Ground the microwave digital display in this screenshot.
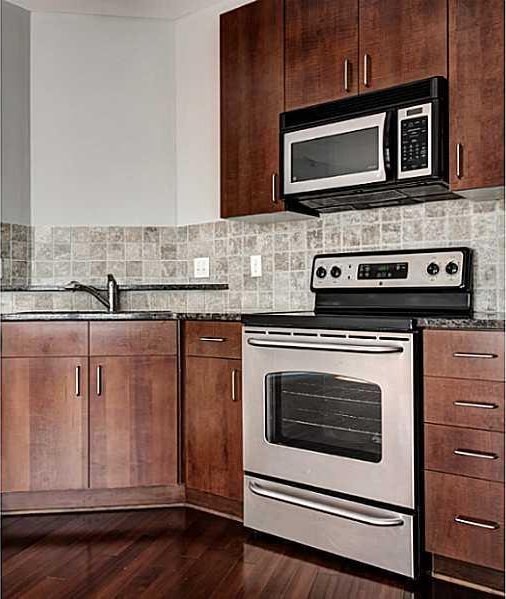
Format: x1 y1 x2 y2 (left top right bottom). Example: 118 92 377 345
358 262 409 280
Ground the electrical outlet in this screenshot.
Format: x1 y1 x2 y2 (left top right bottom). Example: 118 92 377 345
251 255 262 278
194 257 210 279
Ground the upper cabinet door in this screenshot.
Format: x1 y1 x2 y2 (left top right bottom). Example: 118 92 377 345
285 0 359 110
220 0 284 218
449 0 505 191
359 0 447 92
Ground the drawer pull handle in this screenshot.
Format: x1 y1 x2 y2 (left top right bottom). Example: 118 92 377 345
199 337 226 343
453 352 498 359
453 448 499 460
454 401 499 410
454 515 499 530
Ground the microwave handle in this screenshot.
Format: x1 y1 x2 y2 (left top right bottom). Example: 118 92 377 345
383 111 394 178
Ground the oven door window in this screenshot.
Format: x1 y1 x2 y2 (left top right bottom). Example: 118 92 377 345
265 372 382 463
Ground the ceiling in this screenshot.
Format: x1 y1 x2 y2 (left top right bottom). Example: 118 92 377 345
7 0 236 20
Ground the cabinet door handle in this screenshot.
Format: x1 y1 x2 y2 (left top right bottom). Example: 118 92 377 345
456 143 463 179
231 368 239 402
453 351 498 359
454 515 499 530
453 448 499 460
75 365 81 397
363 54 370 87
199 336 226 343
344 58 351 92
96 365 103 396
454 400 499 410
271 172 278 204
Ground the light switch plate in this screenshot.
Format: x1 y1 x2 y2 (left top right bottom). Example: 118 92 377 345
251 255 262 278
194 257 210 278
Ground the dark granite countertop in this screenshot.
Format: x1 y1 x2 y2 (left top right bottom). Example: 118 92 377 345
417 314 505 330
0 310 503 329
0 311 243 322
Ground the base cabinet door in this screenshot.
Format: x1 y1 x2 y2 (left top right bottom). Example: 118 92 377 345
1 357 88 492
185 356 242 501
90 356 178 489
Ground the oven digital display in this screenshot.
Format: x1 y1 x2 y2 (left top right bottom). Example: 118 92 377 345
357 262 408 280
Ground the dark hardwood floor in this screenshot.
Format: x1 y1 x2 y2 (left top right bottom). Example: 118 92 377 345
1 507 497 598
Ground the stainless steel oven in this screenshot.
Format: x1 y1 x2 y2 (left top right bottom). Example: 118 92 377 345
243 328 414 508
242 248 473 579
243 326 415 577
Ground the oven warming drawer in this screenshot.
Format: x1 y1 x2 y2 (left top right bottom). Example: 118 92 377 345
244 475 415 578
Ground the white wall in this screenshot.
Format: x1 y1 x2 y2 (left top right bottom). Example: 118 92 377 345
31 12 176 226
1 1 31 225
174 0 253 226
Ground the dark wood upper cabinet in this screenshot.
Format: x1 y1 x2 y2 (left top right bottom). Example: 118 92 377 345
449 0 505 191
358 0 447 92
220 0 284 218
185 356 243 501
90 355 178 489
285 0 359 110
1 357 89 492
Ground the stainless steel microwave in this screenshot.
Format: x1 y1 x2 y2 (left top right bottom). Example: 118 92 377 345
280 77 456 214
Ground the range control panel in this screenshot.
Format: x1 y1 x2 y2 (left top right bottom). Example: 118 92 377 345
311 249 468 290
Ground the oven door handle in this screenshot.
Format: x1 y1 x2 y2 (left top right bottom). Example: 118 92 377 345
248 482 405 527
247 338 403 354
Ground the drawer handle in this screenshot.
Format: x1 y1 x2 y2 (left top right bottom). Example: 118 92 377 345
453 448 499 460
199 337 226 343
454 401 499 410
454 515 499 530
453 352 498 359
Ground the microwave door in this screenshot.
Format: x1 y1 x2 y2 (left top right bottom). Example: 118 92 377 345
283 113 388 196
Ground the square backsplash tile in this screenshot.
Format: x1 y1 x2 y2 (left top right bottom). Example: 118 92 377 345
1 192 504 314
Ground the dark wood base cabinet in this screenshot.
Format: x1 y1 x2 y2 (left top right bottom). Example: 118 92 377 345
184 321 243 517
1 321 179 512
424 329 506 593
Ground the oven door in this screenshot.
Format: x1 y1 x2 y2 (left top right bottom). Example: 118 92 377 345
243 328 415 509
283 112 389 196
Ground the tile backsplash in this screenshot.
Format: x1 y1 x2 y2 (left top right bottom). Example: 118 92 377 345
1 194 504 314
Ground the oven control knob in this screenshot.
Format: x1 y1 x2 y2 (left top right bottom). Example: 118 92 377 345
426 262 440 276
330 266 342 278
316 266 327 279
446 261 459 275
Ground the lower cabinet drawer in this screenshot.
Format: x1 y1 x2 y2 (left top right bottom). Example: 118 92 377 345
425 424 505 482
424 376 505 432
244 475 415 578
425 471 505 571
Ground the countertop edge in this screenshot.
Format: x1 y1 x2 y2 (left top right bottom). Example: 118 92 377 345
0 312 503 329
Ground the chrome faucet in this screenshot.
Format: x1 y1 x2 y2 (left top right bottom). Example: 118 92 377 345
65 274 120 312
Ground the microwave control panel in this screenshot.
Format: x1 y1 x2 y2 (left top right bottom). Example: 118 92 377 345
311 249 467 290
398 103 432 180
